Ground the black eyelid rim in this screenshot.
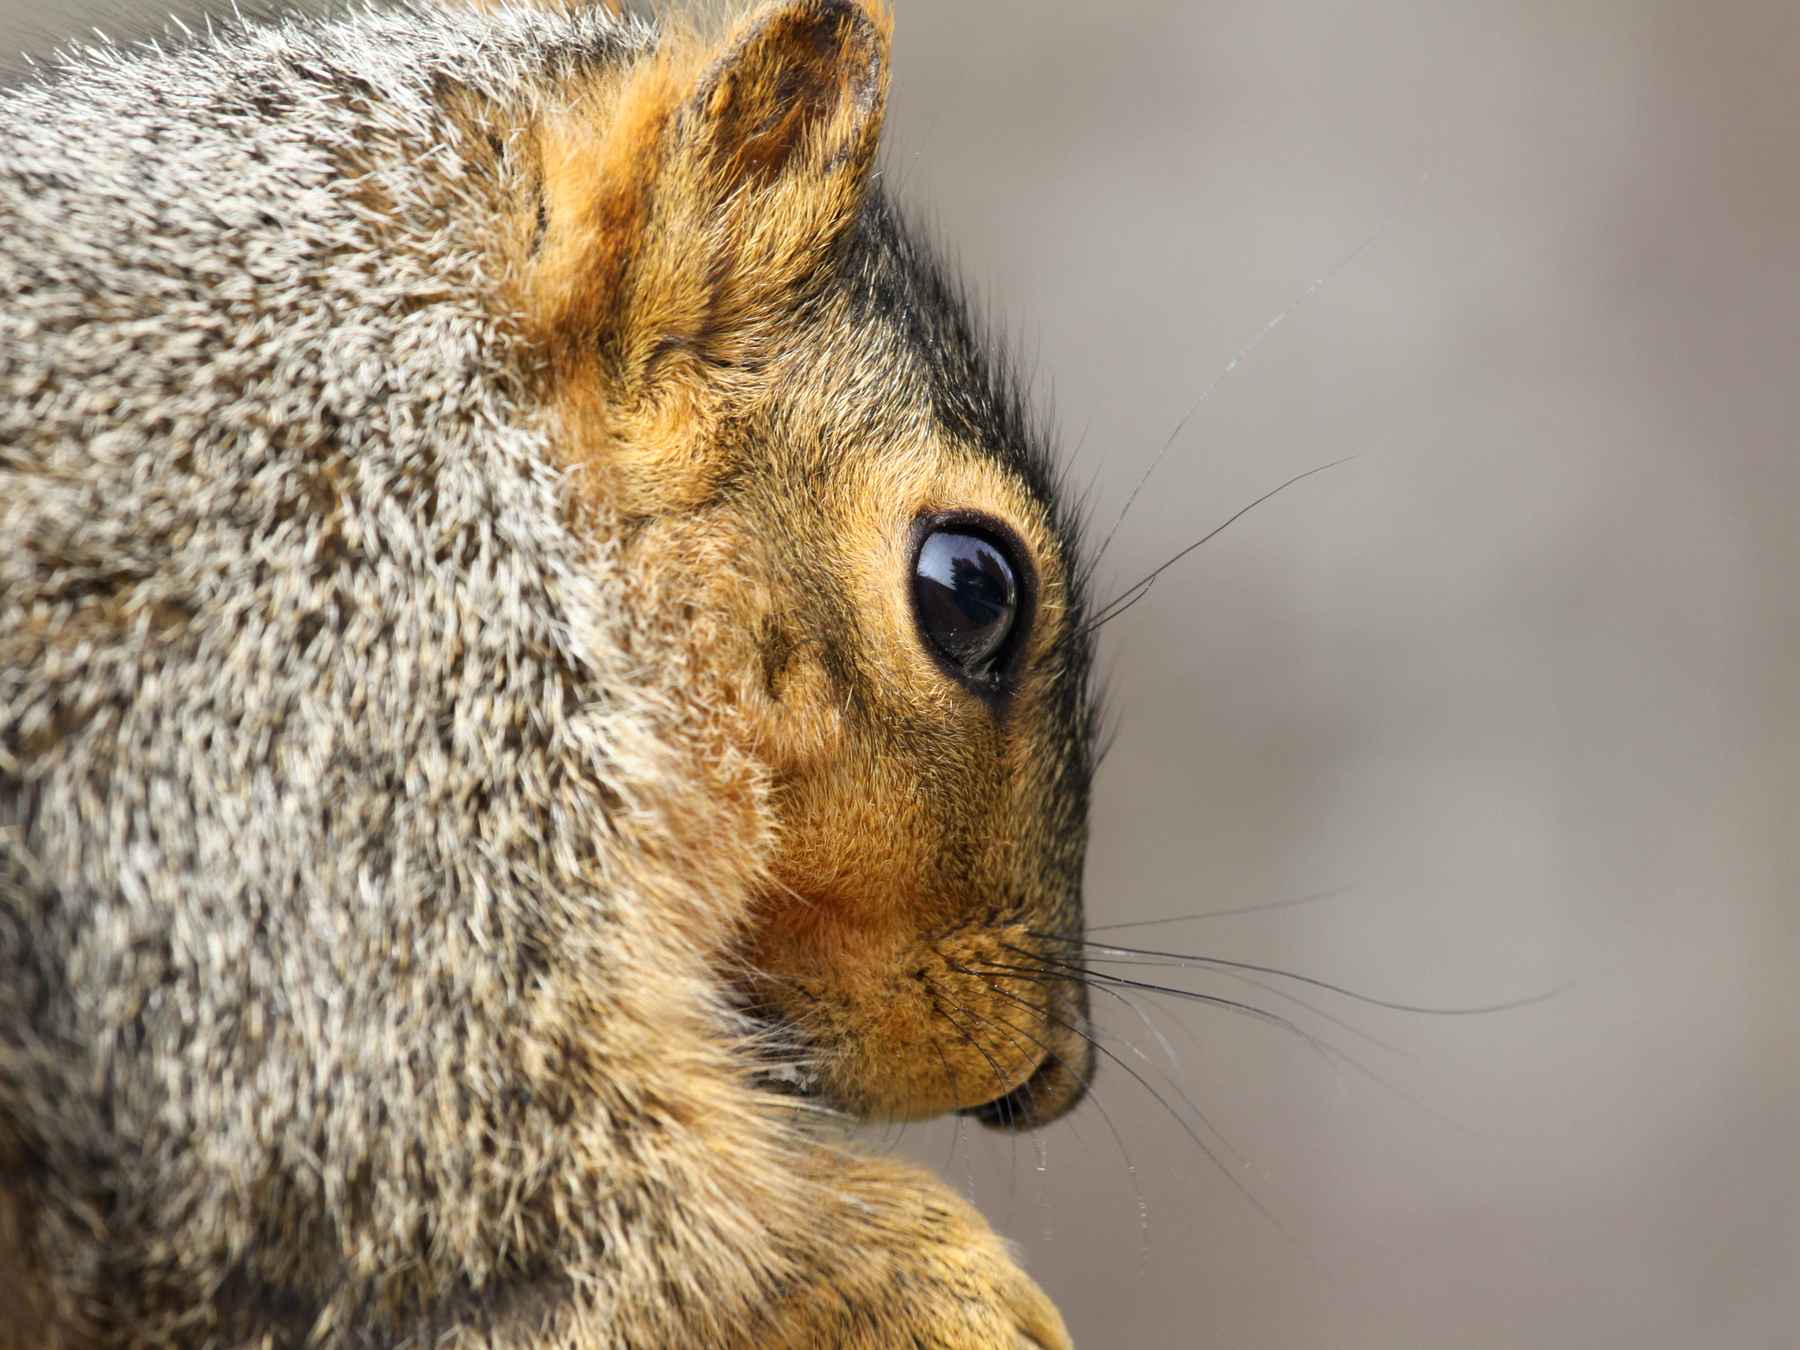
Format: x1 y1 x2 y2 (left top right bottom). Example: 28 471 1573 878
906 508 1038 707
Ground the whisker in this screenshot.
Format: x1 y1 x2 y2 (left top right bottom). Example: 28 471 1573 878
956 962 1283 1237
1077 978 1251 1169
936 977 1152 1255
1033 950 1414 1054
928 987 1033 1194
1082 456 1356 635
982 950 1452 1124
967 958 1240 1161
1085 886 1354 932
984 956 1485 1135
1189 966 1415 1059
927 981 1042 1192
1034 934 1566 1016
1091 226 1383 570
986 951 1338 1066
927 1025 966 1171
928 989 1030 1112
953 1111 973 1198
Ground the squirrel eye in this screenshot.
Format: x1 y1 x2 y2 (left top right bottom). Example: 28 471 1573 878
912 528 1019 682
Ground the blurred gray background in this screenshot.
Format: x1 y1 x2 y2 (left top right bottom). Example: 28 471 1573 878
7 1 1794 1346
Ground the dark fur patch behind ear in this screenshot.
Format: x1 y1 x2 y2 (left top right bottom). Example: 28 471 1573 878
689 0 886 186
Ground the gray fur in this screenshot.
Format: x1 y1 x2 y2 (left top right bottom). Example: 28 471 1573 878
0 5 763 1341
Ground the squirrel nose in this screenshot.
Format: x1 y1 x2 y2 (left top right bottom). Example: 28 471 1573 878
959 1032 1094 1131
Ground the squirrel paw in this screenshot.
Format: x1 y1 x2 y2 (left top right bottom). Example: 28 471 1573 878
758 1158 1073 1348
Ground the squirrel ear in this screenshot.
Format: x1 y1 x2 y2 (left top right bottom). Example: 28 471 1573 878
686 0 888 192
533 0 891 378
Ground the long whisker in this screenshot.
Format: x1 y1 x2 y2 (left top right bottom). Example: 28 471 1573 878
986 951 1337 1065
1187 966 1415 1058
937 981 1155 1254
1085 886 1353 932
1082 456 1355 636
935 980 1153 1248
1042 950 1414 1053
1031 933 1566 1016
983 949 1441 1116
956 963 1283 1236
984 955 1485 1135
928 982 1040 1190
960 970 1247 1154
1091 227 1383 570
928 990 1029 1112
964 960 1242 1161
1074 977 1252 1168
926 1023 967 1172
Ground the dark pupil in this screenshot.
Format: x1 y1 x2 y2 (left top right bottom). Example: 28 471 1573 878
913 529 1018 678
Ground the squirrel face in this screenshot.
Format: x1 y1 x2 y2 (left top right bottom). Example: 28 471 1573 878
727 286 1098 1126
507 0 1099 1125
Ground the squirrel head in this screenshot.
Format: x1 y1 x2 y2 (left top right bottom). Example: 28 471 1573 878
508 0 1098 1127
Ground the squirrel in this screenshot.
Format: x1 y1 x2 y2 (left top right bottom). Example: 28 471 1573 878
0 0 1101 1345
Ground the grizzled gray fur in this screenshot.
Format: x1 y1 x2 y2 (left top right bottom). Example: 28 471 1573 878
0 6 706 1340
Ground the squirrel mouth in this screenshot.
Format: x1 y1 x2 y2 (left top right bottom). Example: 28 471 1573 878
957 1047 1087 1131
